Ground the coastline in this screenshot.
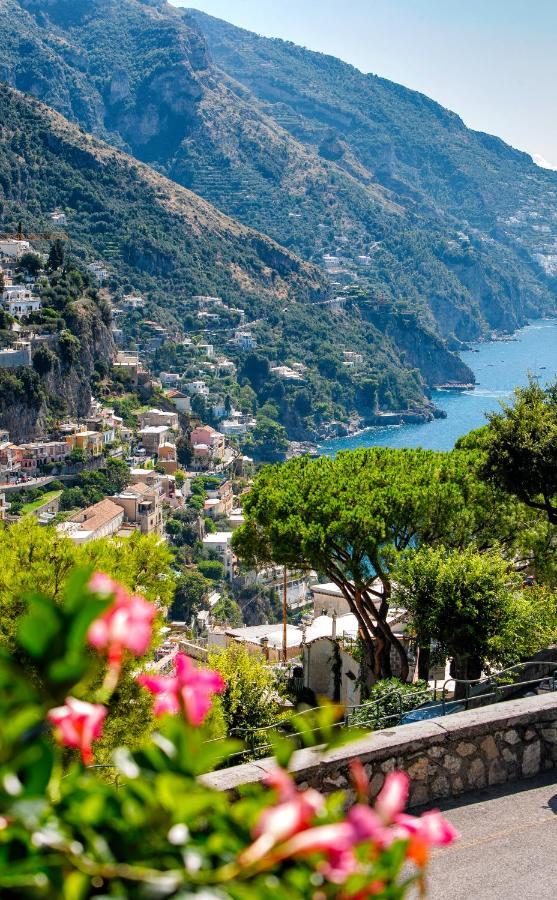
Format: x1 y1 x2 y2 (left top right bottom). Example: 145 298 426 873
313 317 557 456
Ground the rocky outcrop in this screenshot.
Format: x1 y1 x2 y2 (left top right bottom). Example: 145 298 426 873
0 300 112 442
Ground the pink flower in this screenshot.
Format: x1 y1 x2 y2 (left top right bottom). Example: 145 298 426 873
136 653 225 725
241 768 324 866
87 574 156 674
375 771 409 823
47 697 107 766
397 810 459 848
253 769 458 883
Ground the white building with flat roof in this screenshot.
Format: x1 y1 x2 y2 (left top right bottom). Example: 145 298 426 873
0 239 31 260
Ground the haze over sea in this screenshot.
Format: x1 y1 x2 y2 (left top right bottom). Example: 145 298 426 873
319 318 557 455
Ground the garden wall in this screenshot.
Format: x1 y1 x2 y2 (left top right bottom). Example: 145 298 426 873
204 693 557 807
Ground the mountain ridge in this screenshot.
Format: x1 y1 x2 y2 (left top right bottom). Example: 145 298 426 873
2 0 555 433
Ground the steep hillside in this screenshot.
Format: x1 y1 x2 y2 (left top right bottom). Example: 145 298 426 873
0 269 113 441
188 8 557 326
2 0 555 349
0 84 471 431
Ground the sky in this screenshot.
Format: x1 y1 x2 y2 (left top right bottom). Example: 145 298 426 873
173 0 557 168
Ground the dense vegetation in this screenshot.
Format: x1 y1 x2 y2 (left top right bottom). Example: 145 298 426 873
2 0 523 429
4 0 555 348
235 386 557 689
0 83 456 434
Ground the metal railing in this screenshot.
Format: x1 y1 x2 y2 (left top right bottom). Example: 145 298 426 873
344 686 434 731
440 661 557 714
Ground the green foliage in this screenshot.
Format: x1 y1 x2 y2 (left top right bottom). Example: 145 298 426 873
47 238 65 270
17 251 42 276
234 446 520 680
198 559 225 581
0 572 430 897
482 378 557 525
32 344 57 376
348 678 431 729
171 568 210 622
393 546 523 686
208 643 282 742
243 416 289 463
0 518 174 645
212 594 243 627
60 459 130 509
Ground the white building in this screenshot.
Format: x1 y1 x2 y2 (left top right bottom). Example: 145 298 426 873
198 343 214 358
2 286 42 319
184 380 209 397
234 331 256 351
270 365 304 381
202 531 234 579
160 372 182 387
50 210 67 226
57 499 124 545
87 261 109 283
164 390 191 413
122 294 145 309
0 239 31 260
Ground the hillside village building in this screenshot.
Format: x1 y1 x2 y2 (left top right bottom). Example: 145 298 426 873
184 380 209 397
164 389 191 413
190 425 225 469
139 409 179 431
138 424 172 453
0 340 32 368
19 440 70 472
2 285 42 318
202 531 234 578
87 261 109 283
203 480 234 518
0 239 31 260
65 429 104 457
111 482 163 536
58 499 124 544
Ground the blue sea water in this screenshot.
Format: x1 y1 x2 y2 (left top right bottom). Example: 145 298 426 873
318 319 557 455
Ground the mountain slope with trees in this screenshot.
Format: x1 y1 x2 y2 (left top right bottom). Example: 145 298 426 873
2 0 555 348
0 84 471 432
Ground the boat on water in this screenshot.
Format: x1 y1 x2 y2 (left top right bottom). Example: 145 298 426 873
432 382 476 392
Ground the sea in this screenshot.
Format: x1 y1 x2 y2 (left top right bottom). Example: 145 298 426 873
318 318 557 455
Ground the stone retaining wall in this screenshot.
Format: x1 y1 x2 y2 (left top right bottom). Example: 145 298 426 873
204 693 557 807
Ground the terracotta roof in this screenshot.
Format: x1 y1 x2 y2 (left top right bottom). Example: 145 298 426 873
69 498 123 533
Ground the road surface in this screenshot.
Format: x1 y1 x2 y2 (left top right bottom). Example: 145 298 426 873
421 772 557 899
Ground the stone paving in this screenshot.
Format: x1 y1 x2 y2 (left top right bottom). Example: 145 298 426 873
422 772 557 899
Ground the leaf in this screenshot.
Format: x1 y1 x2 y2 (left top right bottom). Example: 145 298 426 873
2 706 44 745
66 597 110 653
269 732 296 768
63 567 94 614
18 595 60 657
63 871 89 900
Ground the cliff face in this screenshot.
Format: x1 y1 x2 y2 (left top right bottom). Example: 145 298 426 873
0 300 113 443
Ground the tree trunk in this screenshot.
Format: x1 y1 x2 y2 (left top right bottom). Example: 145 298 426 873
453 656 483 701
417 644 431 682
380 641 393 678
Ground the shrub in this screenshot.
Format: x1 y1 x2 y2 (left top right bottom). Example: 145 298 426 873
198 558 225 581
0 570 456 896
348 678 432 729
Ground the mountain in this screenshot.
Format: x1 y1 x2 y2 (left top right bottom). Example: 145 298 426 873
3 0 555 344
1 83 470 435
4 0 555 432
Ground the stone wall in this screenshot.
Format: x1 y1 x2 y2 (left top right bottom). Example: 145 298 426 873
204 693 557 807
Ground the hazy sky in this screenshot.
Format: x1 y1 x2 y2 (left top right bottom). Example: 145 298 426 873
173 1 557 168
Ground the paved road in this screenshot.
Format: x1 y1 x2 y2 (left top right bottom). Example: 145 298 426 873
419 773 557 899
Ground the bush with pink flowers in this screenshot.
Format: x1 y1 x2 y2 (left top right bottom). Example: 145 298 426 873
0 570 456 897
